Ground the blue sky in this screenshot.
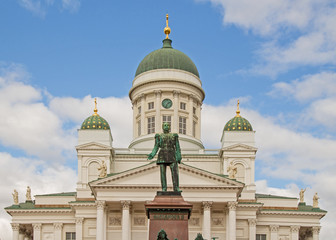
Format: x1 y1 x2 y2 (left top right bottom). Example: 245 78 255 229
1 0 336 239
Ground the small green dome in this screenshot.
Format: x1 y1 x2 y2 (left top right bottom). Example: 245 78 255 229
135 39 199 78
224 116 253 131
81 114 110 130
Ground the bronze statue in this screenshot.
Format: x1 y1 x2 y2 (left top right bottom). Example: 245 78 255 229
148 122 182 192
157 229 169 240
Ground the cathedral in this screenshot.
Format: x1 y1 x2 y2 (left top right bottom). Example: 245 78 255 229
5 16 326 240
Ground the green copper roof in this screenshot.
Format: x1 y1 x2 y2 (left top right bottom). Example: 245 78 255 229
224 116 253 131
81 114 110 130
255 193 297 199
135 39 200 78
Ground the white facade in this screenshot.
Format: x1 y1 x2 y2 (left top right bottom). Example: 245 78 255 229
6 36 326 240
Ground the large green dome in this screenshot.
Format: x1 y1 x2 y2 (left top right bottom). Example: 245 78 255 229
135 39 199 78
81 114 110 130
224 116 253 131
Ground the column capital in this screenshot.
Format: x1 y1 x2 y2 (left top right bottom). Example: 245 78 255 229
270 225 279 232
96 200 106 210
154 90 162 97
202 201 213 210
290 225 300 233
76 218 84 224
173 90 180 97
227 201 238 211
32 223 42 231
312 226 321 234
53 223 63 230
188 94 195 100
11 223 20 231
121 200 131 210
248 218 257 227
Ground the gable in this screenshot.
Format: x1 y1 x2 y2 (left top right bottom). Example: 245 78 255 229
222 143 258 152
90 162 244 189
76 142 112 151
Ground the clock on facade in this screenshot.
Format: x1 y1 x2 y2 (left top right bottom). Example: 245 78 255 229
162 98 173 109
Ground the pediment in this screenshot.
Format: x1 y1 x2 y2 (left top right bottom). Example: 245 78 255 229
90 162 244 190
222 143 258 152
76 142 112 150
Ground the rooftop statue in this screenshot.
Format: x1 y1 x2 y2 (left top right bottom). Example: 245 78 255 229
12 189 19 205
313 192 320 208
299 188 306 203
148 122 182 192
26 186 32 201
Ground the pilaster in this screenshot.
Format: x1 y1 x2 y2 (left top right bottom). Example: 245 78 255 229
248 219 257 240
290 226 300 240
270 225 279 240
76 218 84 240
53 223 63 240
32 223 42 240
155 91 162 132
173 91 180 133
202 201 212 240
11 223 20 240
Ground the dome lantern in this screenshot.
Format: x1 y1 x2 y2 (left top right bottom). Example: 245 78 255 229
81 98 110 130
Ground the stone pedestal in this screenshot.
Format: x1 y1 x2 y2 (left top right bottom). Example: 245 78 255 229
145 192 192 240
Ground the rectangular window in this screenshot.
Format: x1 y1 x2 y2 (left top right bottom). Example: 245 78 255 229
137 120 141 136
179 117 186 134
193 121 196 137
66 232 76 240
180 102 186 110
148 102 154 110
162 115 171 127
256 234 266 240
147 116 155 134
138 106 141 114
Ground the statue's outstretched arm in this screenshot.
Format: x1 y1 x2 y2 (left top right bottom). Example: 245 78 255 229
174 134 182 163
148 134 160 160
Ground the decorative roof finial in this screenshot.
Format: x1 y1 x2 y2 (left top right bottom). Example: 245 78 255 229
93 98 98 116
164 14 171 39
236 100 241 117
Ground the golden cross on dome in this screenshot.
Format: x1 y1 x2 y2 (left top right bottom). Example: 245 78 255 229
164 14 171 39
93 98 98 116
236 100 241 117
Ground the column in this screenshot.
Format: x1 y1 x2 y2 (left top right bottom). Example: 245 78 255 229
155 91 162 132
53 223 63 240
312 226 321 240
270 225 279 240
173 91 180 133
225 209 229 240
32 224 42 240
19 227 25 240
188 94 194 136
202 201 212 240
140 93 145 135
290 226 300 240
228 202 237 240
248 219 257 240
121 200 131 240
96 200 105 240
76 218 84 240
11 223 20 240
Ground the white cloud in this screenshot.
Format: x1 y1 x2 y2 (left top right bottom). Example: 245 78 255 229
17 0 81 16
202 0 336 75
0 152 77 240
18 0 46 17
62 0 80 12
